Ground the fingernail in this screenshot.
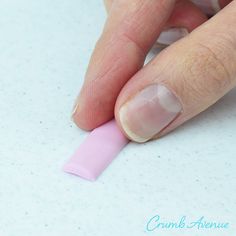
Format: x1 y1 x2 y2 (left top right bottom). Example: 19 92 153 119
191 0 220 15
211 0 221 12
71 96 80 117
119 84 182 143
71 102 79 117
157 28 188 46
72 89 83 117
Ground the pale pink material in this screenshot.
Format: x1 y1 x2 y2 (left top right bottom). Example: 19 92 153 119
63 119 129 181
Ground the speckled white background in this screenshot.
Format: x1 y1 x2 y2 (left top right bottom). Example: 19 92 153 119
0 1 235 236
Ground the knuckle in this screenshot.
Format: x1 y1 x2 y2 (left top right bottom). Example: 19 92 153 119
184 40 234 96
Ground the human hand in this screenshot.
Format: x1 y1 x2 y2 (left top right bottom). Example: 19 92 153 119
72 0 236 143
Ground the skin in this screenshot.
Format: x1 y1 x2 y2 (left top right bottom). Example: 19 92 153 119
72 0 236 142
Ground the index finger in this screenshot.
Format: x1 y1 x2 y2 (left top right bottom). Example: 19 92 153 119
73 0 176 130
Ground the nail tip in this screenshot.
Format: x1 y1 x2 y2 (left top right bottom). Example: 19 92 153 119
71 102 79 116
119 107 150 143
157 27 189 45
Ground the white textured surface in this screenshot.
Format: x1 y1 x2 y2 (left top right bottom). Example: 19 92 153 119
0 1 235 236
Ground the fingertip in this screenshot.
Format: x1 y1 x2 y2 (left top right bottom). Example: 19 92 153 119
72 111 94 131
166 0 208 31
72 88 116 131
72 103 114 131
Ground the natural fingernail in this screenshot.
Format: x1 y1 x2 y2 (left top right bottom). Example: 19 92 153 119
72 103 78 117
191 0 220 15
157 28 188 46
71 97 80 117
119 84 182 143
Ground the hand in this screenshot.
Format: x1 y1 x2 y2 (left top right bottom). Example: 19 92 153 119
72 0 236 143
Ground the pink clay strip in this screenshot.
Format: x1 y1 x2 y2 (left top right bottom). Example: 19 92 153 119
63 119 129 181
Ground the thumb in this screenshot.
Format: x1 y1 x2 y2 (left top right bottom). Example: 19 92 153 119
115 1 236 143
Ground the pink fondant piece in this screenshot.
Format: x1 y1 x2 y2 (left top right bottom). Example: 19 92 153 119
63 119 129 181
